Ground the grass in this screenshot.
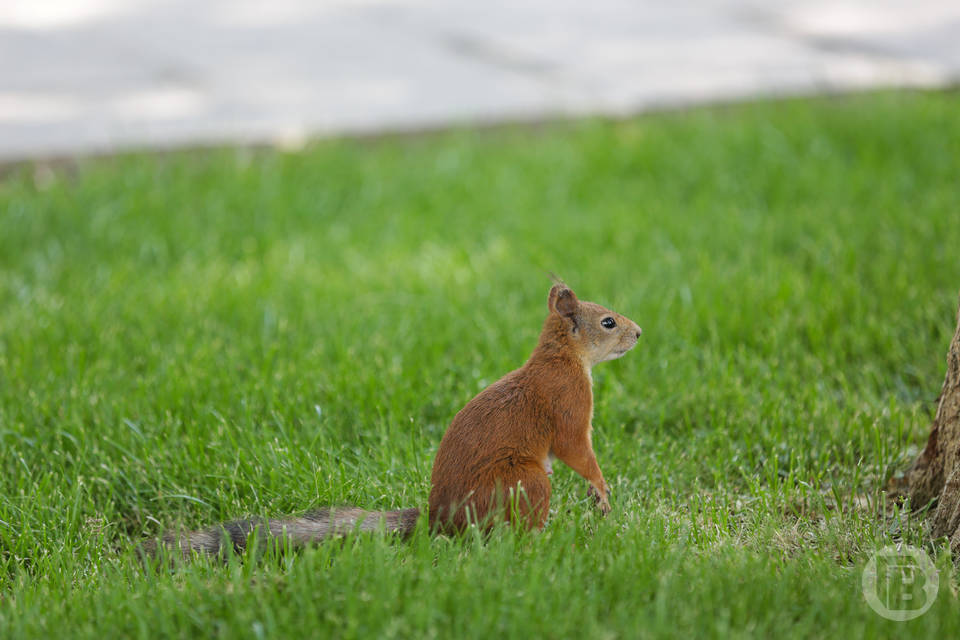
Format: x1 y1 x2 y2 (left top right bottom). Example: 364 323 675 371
1 90 959 638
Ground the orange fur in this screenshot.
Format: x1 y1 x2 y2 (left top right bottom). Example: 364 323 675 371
428 284 641 532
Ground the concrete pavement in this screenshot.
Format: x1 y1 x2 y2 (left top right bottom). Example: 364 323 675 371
1 0 958 160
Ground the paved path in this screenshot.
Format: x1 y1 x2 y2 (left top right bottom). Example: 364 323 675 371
1 0 958 160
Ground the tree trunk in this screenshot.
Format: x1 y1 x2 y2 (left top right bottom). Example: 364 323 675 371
907 290 960 550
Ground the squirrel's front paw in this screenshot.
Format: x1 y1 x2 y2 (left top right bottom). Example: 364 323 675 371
597 497 611 515
587 485 612 515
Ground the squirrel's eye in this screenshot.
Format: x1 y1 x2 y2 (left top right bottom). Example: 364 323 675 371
601 317 616 329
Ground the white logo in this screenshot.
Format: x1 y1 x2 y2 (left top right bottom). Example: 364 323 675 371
862 545 939 621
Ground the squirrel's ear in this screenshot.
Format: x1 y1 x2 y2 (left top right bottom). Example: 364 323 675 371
548 285 579 317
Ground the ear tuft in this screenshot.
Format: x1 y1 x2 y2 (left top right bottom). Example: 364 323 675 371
548 284 579 317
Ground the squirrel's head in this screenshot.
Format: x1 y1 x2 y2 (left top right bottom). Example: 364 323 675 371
547 284 642 368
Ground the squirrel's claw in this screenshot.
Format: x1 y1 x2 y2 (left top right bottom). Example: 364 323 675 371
587 485 611 515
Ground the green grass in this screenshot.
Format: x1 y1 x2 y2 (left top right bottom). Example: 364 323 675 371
1 90 959 638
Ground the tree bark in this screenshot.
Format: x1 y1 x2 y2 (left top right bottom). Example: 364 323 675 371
907 290 960 550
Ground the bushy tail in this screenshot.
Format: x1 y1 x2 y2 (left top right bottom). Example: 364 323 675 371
142 507 420 559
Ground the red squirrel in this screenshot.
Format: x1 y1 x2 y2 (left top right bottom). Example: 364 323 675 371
146 284 641 556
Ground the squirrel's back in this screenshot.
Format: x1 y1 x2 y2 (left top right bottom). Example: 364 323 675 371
428 368 553 529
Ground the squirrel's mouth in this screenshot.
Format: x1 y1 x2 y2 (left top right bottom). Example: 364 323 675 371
600 342 637 363
611 341 638 358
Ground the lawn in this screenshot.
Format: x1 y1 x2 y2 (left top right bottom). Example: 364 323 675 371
1 90 959 638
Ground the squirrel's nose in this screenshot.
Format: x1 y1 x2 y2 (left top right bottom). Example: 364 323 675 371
635 327 642 339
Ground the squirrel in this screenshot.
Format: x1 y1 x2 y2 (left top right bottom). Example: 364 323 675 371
144 283 641 557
